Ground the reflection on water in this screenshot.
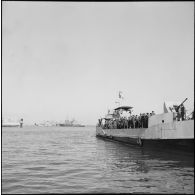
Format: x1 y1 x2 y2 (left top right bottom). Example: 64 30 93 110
2 126 194 194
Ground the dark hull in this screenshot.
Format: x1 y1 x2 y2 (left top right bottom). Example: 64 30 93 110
59 124 73 127
72 125 85 127
59 124 85 127
96 134 194 153
2 125 20 127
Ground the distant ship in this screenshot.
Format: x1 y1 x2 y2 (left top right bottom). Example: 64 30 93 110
58 119 85 127
2 118 23 128
2 122 20 127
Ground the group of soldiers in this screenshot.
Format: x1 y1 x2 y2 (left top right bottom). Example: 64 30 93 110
97 98 194 130
98 111 156 129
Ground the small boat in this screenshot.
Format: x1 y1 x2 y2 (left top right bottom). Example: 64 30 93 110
2 120 20 127
2 123 20 127
58 119 85 127
2 118 23 128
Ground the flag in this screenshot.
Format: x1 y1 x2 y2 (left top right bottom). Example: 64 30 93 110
119 91 124 99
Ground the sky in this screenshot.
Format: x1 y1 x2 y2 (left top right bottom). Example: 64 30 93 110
2 2 194 125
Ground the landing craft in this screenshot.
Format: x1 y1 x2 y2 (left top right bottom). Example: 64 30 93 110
96 98 194 152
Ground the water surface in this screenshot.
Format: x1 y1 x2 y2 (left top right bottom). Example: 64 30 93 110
2 126 194 194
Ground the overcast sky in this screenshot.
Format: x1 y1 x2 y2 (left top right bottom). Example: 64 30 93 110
2 2 194 125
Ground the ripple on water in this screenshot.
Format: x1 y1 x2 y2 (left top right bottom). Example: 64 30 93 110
2 126 194 194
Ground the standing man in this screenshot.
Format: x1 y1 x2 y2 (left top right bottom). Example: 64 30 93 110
20 118 23 128
180 104 186 121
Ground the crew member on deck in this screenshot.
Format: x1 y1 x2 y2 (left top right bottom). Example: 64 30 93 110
180 104 186 121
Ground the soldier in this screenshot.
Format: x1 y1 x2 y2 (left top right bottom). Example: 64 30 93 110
141 114 145 128
113 119 117 129
138 114 142 128
175 105 181 121
98 119 102 127
132 115 135 128
180 104 186 121
128 116 131 128
145 113 149 128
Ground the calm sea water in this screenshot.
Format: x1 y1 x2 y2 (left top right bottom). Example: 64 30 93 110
2 126 194 194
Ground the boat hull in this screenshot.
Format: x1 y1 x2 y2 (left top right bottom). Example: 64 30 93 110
2 123 20 127
96 133 194 152
59 124 85 127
